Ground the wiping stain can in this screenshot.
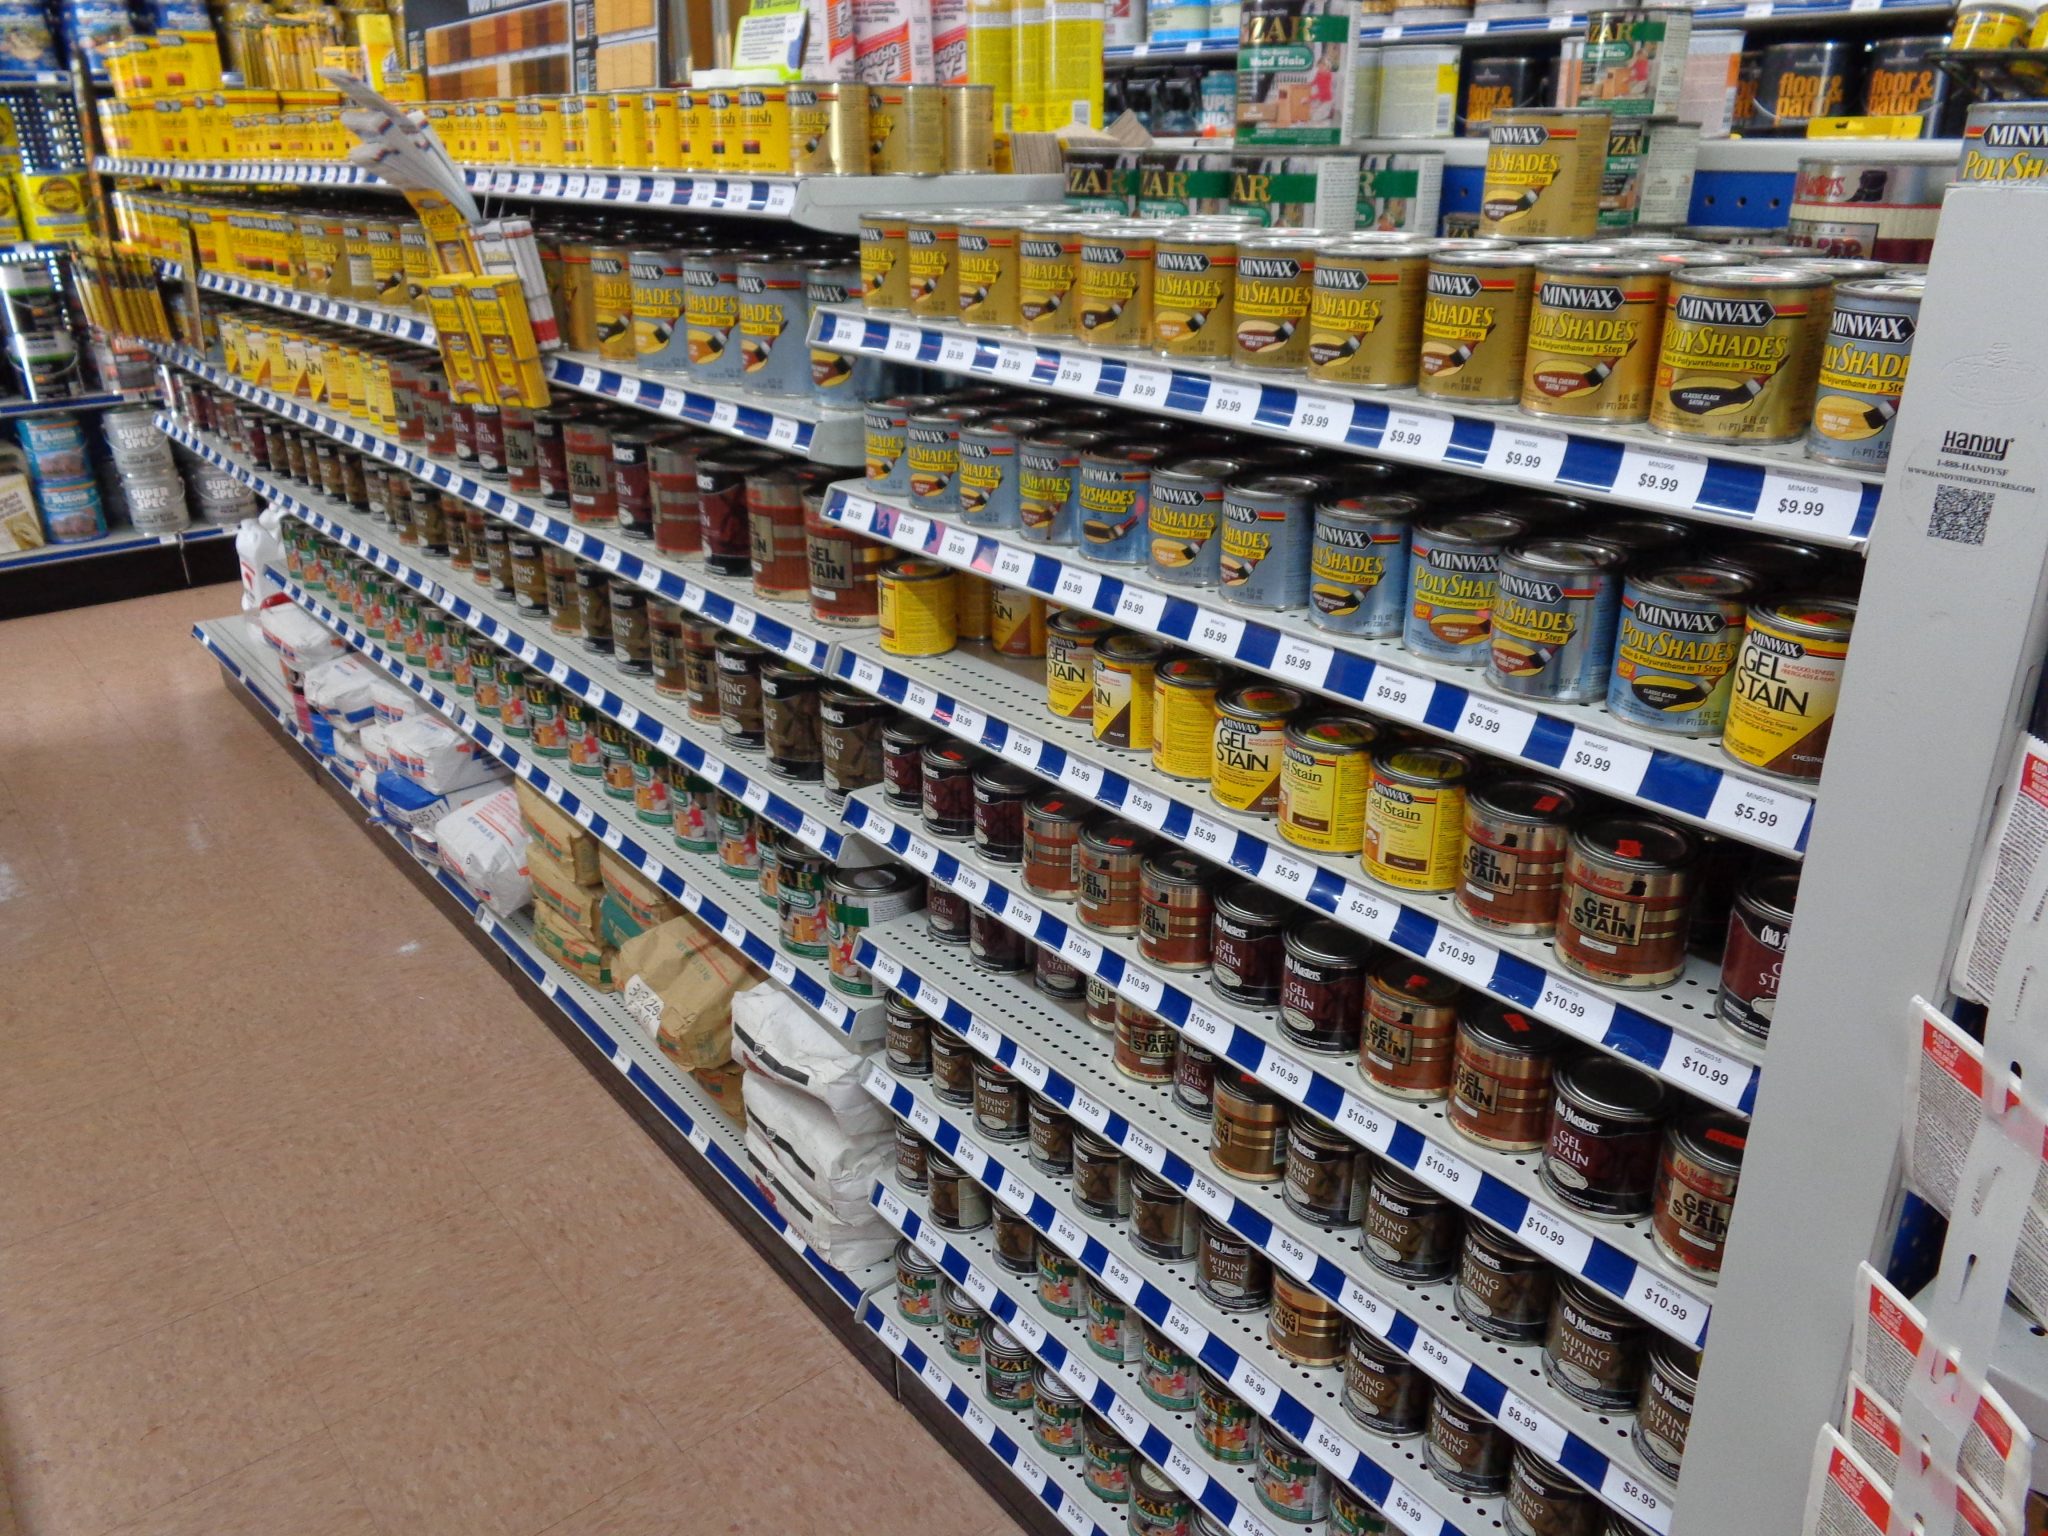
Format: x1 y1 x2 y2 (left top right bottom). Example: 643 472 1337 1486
1148 457 1241 587
1019 428 1105 543
1649 265 1833 444
1077 224 1156 349
1153 225 1241 360
1807 276 1921 470
1487 537 1627 704
1723 597 1855 781
1310 493 1423 639
1404 511 1527 666
1233 232 1323 370
1308 238 1432 390
1420 249 1537 404
1221 474 1328 611
1958 101 2048 183
1607 564 1753 737
1520 257 1668 424
1080 445 1172 564
957 217 1020 329
1787 157 1951 263
1479 108 1611 239
959 415 1041 530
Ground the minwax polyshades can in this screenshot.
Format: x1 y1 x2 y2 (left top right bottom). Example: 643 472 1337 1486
805 260 881 404
1310 493 1421 638
1608 564 1753 737
1959 102 2048 183
860 210 911 311
906 214 960 318
1077 224 1155 348
1139 154 1236 217
630 247 688 369
1148 457 1239 586
907 405 983 512
1235 0 1360 149
1405 512 1527 666
959 415 1037 528
1480 108 1611 239
1724 597 1855 781
1808 277 1921 470
1153 226 1239 360
1080 446 1169 563
869 85 945 175
1308 239 1431 390
684 247 743 380
958 217 1020 329
1488 537 1626 704
1577 6 1691 118
1231 154 1362 229
866 393 938 493
738 255 810 396
1020 428 1103 543
1521 257 1668 424
1221 474 1326 610
1233 232 1320 370
1019 221 1088 337
1650 265 1833 445
1420 249 1536 404
1788 158 1950 265
792 81 869 174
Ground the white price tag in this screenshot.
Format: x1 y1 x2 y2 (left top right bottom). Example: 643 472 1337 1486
1160 1308 1204 1351
1057 1358 1101 1400
849 655 885 693
1163 1447 1203 1490
1121 785 1169 830
709 400 740 432
1059 930 1104 969
1289 392 1350 443
1013 1448 1050 1485
1206 379 1261 424
564 173 589 197
1483 425 1567 482
1120 367 1171 408
1382 1483 1435 1536
1381 406 1454 460
539 173 564 196
1182 1005 1230 1049
1060 760 1103 798
1410 1329 1465 1390
1705 775 1807 852
1603 1467 1671 1534
1121 967 1165 1011
1068 1090 1111 1131
1562 727 1652 795
1184 815 1233 861
1413 1142 1480 1199
1046 1212 1088 1255
952 868 990 904
647 178 676 205
1667 1037 1748 1110
769 955 799 989
1263 850 1317 897
869 951 906 987
1337 1096 1392 1151
903 836 941 871
1367 666 1435 724
1425 927 1498 986
1107 1396 1147 1442
766 417 802 450
896 512 933 549
1517 1204 1595 1271
1010 1051 1052 1091
939 526 979 564
1340 1279 1391 1333
998 1171 1034 1211
937 334 977 370
951 704 988 740
739 780 771 813
1500 1390 1569 1462
1272 636 1333 689
600 824 624 851
992 544 1034 585
1113 586 1167 630
1534 973 1616 1039
1616 443 1709 510
1631 1270 1706 1343
617 175 642 199
962 1016 1000 1054
1098 1254 1141 1299
1308 1417 1357 1473
999 731 1042 768
1055 1501 1092 1536
1054 354 1103 393
1231 1362 1279 1414
1268 1227 1317 1281
1339 884 1396 939
1122 1127 1164 1171
1259 1050 1311 1104
901 681 938 716
1185 1171 1233 1216
724 607 757 639
884 326 923 362
763 184 797 215
994 345 1038 381
1187 608 1246 658
1053 565 1101 607
686 179 719 209
1453 694 1537 757
1006 898 1047 937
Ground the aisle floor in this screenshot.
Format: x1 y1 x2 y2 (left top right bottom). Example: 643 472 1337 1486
0 584 1020 1536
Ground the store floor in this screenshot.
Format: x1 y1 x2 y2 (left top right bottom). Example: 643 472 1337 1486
0 584 1020 1536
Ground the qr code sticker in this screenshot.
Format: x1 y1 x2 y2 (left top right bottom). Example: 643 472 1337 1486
1931 485 1993 545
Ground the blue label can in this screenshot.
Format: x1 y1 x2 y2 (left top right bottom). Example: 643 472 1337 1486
958 415 1043 530
1219 474 1327 610
1147 456 1242 587
1403 511 1527 665
1080 445 1172 565
1309 493 1424 638
1018 428 1104 544
1486 536 1626 703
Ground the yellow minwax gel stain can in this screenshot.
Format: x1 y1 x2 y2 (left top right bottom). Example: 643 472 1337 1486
1278 715 1377 855
1520 257 1669 424
1211 683 1301 816
1723 597 1856 782
1364 746 1473 894
1479 107 1611 239
1046 609 1113 720
1154 657 1223 781
879 557 960 657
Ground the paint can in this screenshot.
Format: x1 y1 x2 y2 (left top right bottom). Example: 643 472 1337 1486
1019 428 1105 543
1746 41 1859 136
957 217 1021 329
1310 493 1422 638
1308 238 1432 390
1404 511 1527 666
737 253 812 396
1077 223 1156 349
1079 445 1173 564
879 557 960 657
1648 265 1834 445
1233 231 1324 370
1807 276 1920 470
1220 474 1327 611
1607 565 1754 738
1723 597 1855 782
1520 257 1668 424
1148 456 1241 587
1480 107 1610 238
1487 537 1626 704
1230 153 1363 228
1420 248 1537 404
1153 224 1241 360
1787 157 1951 264
1959 102 2048 184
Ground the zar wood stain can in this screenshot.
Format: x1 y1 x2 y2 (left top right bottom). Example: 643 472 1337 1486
1480 108 1611 239
1649 265 1834 444
1521 259 1668 424
1420 249 1537 404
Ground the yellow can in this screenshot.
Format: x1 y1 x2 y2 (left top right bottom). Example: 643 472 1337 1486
1153 657 1223 782
1722 597 1855 782
907 213 961 318
1211 682 1301 816
1308 238 1433 390
1520 257 1669 424
705 88 737 170
580 93 616 166
860 209 912 311
1093 633 1165 750
1077 223 1155 349
1364 746 1473 893
1479 107 1612 240
879 557 959 657
1279 715 1377 855
1233 232 1322 371
1046 609 1113 720
591 243 636 362
612 94 649 168
992 585 1048 655
1648 265 1834 445
945 84 997 173
737 85 791 173
1152 223 1239 360
1420 249 1537 405
1952 1 2030 47
681 85 710 170
1019 220 1090 338
957 570 993 640
959 217 1021 329
870 84 945 173
644 89 682 166
792 80 868 174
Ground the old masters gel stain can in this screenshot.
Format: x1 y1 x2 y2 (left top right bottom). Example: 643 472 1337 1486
1480 107 1612 239
1420 248 1537 404
1520 258 1668 424
1650 265 1834 445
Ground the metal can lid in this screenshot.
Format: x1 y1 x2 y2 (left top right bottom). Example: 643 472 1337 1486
1571 813 1699 872
1736 865 1801 925
1504 536 1626 577
1554 1053 1668 1124
830 863 923 898
1648 1334 1704 1382
1585 516 1692 557
1229 473 1330 501
1219 681 1304 721
1100 632 1168 666
1375 745 1474 789
1460 997 1564 1058
1417 510 1527 548
1629 563 1753 607
1673 262 1836 292
962 415 1046 442
882 555 952 584
1047 609 1114 641
941 1278 983 1314
1670 1112 1749 1175
1284 916 1365 967
1081 815 1148 853
1286 713 1378 754
1537 255 1670 282
1027 787 1088 823
1318 492 1425 526
1752 595 1857 639
1468 774 1579 827
1369 951 1463 1005
907 406 986 430
883 717 941 747
1214 879 1296 927
1370 1161 1442 1204
1143 848 1214 888
923 739 980 772
973 758 1038 795
1430 247 1541 270
1034 1362 1081 1400
1152 456 1247 487
1159 656 1226 691
1832 274 1926 304
895 1236 938 1272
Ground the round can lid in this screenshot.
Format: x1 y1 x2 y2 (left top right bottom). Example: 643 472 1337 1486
1369 952 1463 1005
1469 775 1578 826
1461 997 1564 1057
1572 813 1699 871
1285 916 1362 965
1554 1053 1668 1122
1671 1112 1749 1174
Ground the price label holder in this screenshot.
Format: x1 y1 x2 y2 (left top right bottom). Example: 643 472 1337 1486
1368 666 1435 724
1289 392 1351 443
1272 636 1333 689
1425 927 1497 986
939 334 977 370
1483 425 1566 482
885 327 924 361
1516 1205 1594 1271
1534 973 1615 1041
1616 443 1708 510
1665 1035 1749 1112
1453 693 1537 757
1381 407 1455 461
1188 608 1246 658
1755 468 1864 541
1055 354 1103 393
1705 774 1807 852
1500 1390 1570 1461
1562 728 1652 795
1121 367 1172 409
1206 378 1261 425
767 417 802 450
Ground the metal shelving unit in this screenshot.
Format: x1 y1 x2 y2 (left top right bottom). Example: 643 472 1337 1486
0 522 229 570
806 307 1879 546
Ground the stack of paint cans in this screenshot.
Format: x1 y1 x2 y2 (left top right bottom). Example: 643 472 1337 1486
17 415 105 543
1564 3 1699 234
97 407 192 535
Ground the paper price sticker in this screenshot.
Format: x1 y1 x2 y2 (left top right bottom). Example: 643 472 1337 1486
648 178 677 205
739 781 771 813
1454 694 1537 757
948 704 988 741
1368 666 1435 724
1268 1227 1317 1281
894 511 933 549
1563 727 1652 795
600 824 624 850
708 400 740 433
1340 1279 1392 1333
1046 1212 1088 1255
950 1139 990 1179
1187 608 1247 658
1013 1450 1051 1487
1426 928 1497 986
939 526 979 564
902 681 939 716
1382 1483 1437 1536
1121 367 1171 408
1007 1312 1047 1350
884 326 924 363
539 173 564 196
1096 1253 1142 1300
1113 586 1168 630
1121 966 1165 1011
1054 354 1104 393
1263 851 1317 897
913 980 949 1018
1053 565 1100 607
1500 1390 1569 1462
1616 444 1709 511
1068 1090 1111 1130
906 1101 942 1140
903 836 941 871
1483 425 1567 482
938 335 977 370
1005 897 1047 935
1667 1038 1748 1111
999 1171 1035 1211
1381 407 1454 461
1121 785 1170 830
962 1268 998 1308
685 180 718 208
960 1401 996 1439
1160 1307 1204 1350
952 868 990 904
1206 378 1262 424
764 184 797 215
1603 1468 1671 1533
1336 1096 1392 1152
1259 1050 1311 1104
1010 1050 1052 1091
1337 885 1396 939
1533 973 1615 1040
1706 775 1806 851
1630 1271 1705 1343
869 952 906 987
1516 1204 1594 1270
1273 636 1334 689
962 1017 1000 1054
1185 1171 1233 1216
991 544 1034 586
1058 1358 1101 1400
999 731 1042 767
1055 1500 1093 1536
1289 392 1351 443
1121 1127 1164 1170
564 173 590 198
1164 1447 1204 1490
1410 1329 1466 1390
994 346 1038 380
1059 930 1104 969
1107 1397 1147 1443
1182 1005 1230 1048
1308 1418 1356 1473
1183 816 1234 862
1229 1362 1280 1416
766 417 802 450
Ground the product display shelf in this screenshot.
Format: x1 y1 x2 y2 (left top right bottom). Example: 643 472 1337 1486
97 157 383 186
806 305 1879 548
0 522 231 570
857 1298 1121 1536
875 1188 1343 1536
147 341 841 674
1104 34 1240 62
831 634 1756 1117
160 260 863 464
1332 136 1960 171
862 1059 1509 1536
0 387 158 418
860 917 1678 1536
191 614 885 1306
846 789 1713 1348
824 482 1811 860
272 569 886 1044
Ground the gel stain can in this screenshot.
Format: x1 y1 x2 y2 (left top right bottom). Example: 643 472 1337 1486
1723 597 1855 782
1148 457 1239 586
1807 276 1921 470
1308 238 1432 390
1221 474 1327 610
1608 564 1753 737
1520 257 1669 424
1310 493 1422 639
1488 537 1627 704
1420 249 1537 404
1404 511 1527 666
1480 107 1612 239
